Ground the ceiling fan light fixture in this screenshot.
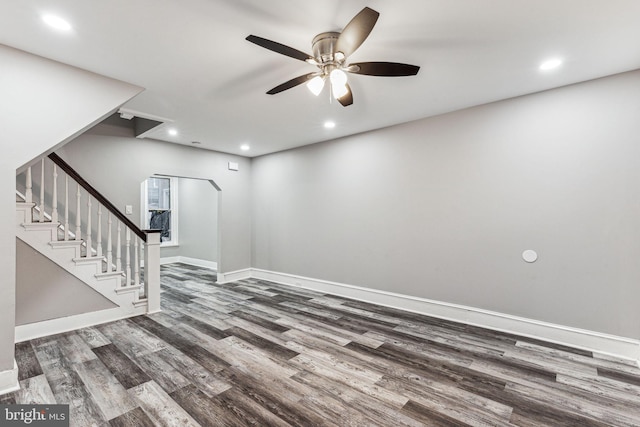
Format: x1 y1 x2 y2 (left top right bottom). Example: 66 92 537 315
330 69 349 99
332 82 349 100
330 69 348 87
306 76 325 96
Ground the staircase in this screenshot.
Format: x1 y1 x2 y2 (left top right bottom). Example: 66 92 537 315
15 153 160 341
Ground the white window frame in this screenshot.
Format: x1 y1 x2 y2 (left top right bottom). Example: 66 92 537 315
141 175 179 247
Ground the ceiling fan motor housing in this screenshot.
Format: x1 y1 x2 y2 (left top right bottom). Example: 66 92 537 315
312 32 341 65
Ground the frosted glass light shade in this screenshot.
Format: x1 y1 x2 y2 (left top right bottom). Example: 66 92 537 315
306 76 325 96
330 69 348 86
332 83 349 99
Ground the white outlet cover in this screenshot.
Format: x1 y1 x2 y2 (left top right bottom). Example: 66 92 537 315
522 250 538 263
125 205 133 215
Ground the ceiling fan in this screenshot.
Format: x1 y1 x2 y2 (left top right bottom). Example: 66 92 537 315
246 7 420 107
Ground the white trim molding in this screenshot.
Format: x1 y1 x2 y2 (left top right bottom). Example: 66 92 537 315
0 360 19 396
244 268 640 363
15 306 147 343
160 256 217 270
216 268 252 284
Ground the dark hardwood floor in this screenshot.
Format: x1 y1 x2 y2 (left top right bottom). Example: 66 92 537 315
5 263 640 426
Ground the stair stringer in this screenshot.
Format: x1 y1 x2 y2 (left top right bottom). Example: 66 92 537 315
16 202 145 311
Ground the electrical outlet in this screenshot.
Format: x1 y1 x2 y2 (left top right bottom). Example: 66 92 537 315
125 205 133 215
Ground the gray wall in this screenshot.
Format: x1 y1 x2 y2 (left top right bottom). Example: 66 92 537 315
160 177 218 263
252 70 640 339
0 44 141 376
16 238 116 325
56 125 250 274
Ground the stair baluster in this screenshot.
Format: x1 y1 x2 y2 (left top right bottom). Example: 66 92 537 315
25 166 33 204
116 220 122 272
39 159 45 223
106 212 113 272
125 228 131 287
96 204 103 257
86 196 92 258
64 176 69 240
52 164 59 223
75 184 81 240
139 237 144 292
134 237 140 287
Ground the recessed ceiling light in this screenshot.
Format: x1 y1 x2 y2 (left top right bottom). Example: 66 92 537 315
240 144 250 151
539 58 563 71
168 128 178 136
42 14 72 31
324 121 336 129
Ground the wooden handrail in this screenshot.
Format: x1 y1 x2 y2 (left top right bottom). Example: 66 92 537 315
48 152 149 242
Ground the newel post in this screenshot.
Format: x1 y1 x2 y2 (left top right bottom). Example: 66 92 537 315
143 230 162 313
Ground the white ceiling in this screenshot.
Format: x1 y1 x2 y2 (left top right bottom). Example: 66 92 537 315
2 0 640 157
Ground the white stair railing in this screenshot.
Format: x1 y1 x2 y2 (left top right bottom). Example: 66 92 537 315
17 153 161 310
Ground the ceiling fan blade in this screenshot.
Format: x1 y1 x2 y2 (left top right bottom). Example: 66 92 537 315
266 73 316 95
347 62 420 77
335 7 380 58
337 83 353 107
246 35 313 62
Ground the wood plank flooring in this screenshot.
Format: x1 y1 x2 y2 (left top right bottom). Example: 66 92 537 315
5 263 640 426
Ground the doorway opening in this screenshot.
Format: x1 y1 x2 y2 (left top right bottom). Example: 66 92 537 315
141 175 220 275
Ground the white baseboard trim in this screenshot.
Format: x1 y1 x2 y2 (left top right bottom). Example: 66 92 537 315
15 306 148 343
216 268 252 284
250 268 640 363
0 360 19 396
161 256 217 270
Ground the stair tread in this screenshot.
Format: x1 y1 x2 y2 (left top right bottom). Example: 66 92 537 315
23 221 60 227
50 240 84 248
115 284 144 295
74 256 107 262
95 270 125 279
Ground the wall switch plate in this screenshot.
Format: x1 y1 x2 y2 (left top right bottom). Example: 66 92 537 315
228 162 239 171
125 205 133 215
